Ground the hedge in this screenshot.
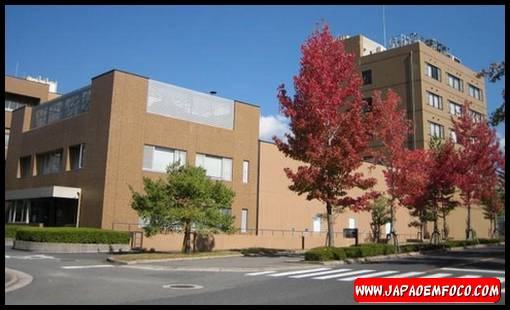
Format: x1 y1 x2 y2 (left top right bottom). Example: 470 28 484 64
304 246 346 261
15 227 130 244
5 225 30 239
304 239 501 261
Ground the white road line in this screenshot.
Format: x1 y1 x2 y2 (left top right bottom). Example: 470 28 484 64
457 275 482 278
440 267 505 274
386 271 426 278
313 269 374 280
290 268 352 279
269 268 330 277
338 270 399 281
245 271 277 276
62 265 115 270
5 255 10 259
420 273 452 278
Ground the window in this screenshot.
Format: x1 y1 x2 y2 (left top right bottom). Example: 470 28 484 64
468 84 482 100
348 218 356 229
425 63 441 81
313 216 321 232
143 145 186 172
362 97 373 112
19 156 31 178
36 149 63 175
427 92 443 110
242 160 249 184
470 110 483 123
449 129 457 143
429 121 445 139
447 73 463 91
220 208 232 217
195 153 232 181
5 129 10 150
69 144 86 170
241 209 248 233
449 101 463 117
362 70 372 85
5 100 26 112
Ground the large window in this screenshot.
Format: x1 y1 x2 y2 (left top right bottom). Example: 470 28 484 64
449 101 463 117
143 145 186 172
36 149 63 175
19 156 32 178
429 121 445 139
362 70 372 85
447 73 463 91
427 92 443 110
468 84 482 100
195 153 232 181
31 86 91 129
69 144 86 170
470 110 483 123
425 63 441 81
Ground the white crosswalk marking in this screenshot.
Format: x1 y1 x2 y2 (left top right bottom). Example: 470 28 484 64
245 271 276 276
386 271 426 278
268 268 330 277
313 269 374 280
290 268 352 279
457 275 482 278
62 265 114 269
420 273 452 278
338 270 399 281
440 267 505 274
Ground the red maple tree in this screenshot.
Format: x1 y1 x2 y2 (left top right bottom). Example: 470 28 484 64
274 24 378 247
370 89 412 247
451 101 505 240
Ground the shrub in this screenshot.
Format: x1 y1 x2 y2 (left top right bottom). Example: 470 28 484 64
5 225 30 239
478 238 501 244
15 227 130 244
304 247 346 261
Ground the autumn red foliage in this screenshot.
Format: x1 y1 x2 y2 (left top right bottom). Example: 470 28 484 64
451 101 505 240
274 24 378 246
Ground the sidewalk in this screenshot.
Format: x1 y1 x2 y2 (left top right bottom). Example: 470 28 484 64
5 268 33 293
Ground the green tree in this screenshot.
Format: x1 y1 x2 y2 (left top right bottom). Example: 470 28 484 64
477 61 505 126
368 196 391 243
130 164 236 254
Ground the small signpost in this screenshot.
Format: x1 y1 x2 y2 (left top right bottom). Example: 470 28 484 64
343 228 359 246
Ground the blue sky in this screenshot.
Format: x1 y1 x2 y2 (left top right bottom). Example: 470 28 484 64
5 5 505 147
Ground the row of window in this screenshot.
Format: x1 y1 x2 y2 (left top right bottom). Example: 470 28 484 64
426 91 483 122
425 63 483 100
143 144 250 184
428 121 457 143
18 144 85 178
16 143 250 184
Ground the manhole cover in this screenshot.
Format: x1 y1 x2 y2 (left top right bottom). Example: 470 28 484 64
163 284 203 290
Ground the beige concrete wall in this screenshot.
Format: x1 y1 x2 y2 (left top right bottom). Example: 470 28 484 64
98 71 260 230
5 73 116 228
5 76 51 102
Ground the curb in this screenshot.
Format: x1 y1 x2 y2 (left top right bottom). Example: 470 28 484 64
5 268 33 293
107 253 244 265
303 243 505 265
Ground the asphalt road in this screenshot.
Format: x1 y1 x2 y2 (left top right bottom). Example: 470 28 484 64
4 245 507 305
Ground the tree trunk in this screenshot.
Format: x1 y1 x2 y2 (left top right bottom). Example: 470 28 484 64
326 202 334 247
442 209 448 239
182 221 192 254
466 202 472 240
431 207 440 245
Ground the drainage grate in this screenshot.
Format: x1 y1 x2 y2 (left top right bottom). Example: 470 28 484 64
163 284 204 290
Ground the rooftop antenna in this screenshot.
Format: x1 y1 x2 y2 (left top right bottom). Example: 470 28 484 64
382 5 387 48
15 61 19 77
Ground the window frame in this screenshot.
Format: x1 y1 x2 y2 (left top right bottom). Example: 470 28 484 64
425 63 441 81
143 144 187 173
426 91 443 110
362 70 372 85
